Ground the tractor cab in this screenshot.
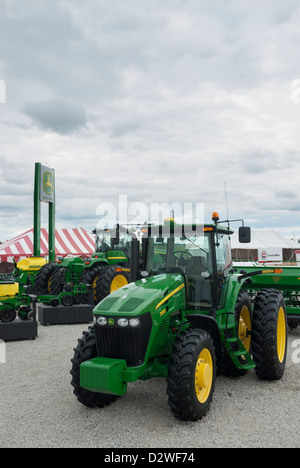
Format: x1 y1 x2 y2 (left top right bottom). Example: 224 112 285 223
93 227 132 263
141 218 234 312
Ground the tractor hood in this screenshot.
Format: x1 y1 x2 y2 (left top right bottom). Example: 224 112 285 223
93 273 186 317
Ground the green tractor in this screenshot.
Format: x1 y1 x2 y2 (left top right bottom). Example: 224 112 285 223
71 215 288 421
34 226 131 304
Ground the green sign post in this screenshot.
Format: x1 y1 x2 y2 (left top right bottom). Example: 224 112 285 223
33 162 56 262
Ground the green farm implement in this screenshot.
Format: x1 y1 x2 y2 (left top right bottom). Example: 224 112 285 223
0 280 89 323
0 256 47 293
71 215 288 421
0 257 46 322
235 264 300 330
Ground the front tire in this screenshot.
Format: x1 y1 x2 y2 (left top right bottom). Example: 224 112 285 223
0 307 16 322
166 329 216 421
34 262 59 294
70 327 118 408
252 289 287 381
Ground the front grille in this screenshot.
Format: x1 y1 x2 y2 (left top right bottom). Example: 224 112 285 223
95 313 152 367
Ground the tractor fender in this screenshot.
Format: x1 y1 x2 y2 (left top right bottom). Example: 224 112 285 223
186 314 223 373
89 258 108 267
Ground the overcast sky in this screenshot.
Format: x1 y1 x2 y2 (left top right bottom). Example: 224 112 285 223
1 0 300 242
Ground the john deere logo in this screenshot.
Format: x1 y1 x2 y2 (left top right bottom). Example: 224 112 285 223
40 165 55 203
43 172 54 195
108 318 115 326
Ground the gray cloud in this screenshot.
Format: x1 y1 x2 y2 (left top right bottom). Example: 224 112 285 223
23 99 87 135
1 0 300 241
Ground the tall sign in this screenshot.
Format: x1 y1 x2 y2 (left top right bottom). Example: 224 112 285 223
40 165 55 203
33 163 56 262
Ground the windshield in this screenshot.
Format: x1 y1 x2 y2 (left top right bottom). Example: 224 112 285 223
95 231 111 252
146 232 212 275
146 231 213 309
95 231 131 256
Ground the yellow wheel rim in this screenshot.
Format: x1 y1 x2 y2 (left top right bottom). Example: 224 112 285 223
92 276 100 301
238 305 252 352
47 274 55 293
110 275 128 293
277 306 286 363
195 348 213 404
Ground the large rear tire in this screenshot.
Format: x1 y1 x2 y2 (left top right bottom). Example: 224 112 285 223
166 328 216 421
95 266 129 302
70 327 118 408
34 262 59 294
78 264 105 304
222 290 252 377
252 289 287 381
48 267 66 295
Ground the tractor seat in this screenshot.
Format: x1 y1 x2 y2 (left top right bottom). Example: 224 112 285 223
185 256 211 306
166 266 185 274
185 255 208 275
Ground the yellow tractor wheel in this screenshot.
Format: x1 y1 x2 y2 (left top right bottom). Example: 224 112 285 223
167 329 216 421
252 289 287 380
95 266 129 303
222 290 252 377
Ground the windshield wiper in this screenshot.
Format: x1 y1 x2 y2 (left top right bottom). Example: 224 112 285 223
181 234 209 254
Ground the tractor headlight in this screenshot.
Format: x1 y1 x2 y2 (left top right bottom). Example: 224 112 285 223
97 316 107 326
129 318 140 327
117 318 129 327
96 316 141 327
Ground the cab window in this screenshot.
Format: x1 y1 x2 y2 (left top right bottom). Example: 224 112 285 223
215 234 232 277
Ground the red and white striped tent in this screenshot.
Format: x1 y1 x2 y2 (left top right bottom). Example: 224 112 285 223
0 228 95 262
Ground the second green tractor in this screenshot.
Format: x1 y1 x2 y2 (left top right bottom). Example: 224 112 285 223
34 226 132 304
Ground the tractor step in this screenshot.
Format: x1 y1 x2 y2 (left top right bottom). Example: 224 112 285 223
234 350 248 357
226 337 238 344
221 331 255 370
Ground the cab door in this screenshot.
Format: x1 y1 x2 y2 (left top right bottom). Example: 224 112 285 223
214 233 232 308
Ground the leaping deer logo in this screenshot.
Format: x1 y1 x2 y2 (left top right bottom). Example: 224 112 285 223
43 172 54 195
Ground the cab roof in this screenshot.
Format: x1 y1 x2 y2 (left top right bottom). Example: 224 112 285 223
142 223 234 236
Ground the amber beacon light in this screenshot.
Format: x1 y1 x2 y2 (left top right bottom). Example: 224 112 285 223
212 212 219 222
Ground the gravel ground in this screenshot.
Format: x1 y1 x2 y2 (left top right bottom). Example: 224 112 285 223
0 320 299 449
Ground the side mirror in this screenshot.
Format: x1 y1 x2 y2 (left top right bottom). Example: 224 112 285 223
239 226 251 243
